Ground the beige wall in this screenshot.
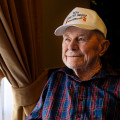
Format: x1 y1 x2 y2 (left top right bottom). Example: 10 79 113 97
41 0 90 69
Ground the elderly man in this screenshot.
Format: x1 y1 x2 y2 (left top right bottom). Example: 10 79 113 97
25 7 120 120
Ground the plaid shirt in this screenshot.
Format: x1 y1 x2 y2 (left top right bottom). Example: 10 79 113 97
25 67 120 120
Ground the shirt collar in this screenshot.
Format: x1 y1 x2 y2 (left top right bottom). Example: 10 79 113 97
58 67 120 82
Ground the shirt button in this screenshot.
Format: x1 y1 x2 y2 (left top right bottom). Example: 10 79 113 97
76 115 81 119
79 98 83 101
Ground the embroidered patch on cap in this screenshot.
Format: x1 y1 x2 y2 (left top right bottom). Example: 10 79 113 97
65 11 87 24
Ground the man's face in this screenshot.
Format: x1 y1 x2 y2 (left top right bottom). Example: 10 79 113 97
62 26 102 69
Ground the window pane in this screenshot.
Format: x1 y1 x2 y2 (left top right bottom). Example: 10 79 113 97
2 78 13 120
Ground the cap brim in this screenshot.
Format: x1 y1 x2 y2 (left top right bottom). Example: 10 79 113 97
54 24 95 36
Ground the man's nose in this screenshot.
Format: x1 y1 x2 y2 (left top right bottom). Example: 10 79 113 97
68 40 79 51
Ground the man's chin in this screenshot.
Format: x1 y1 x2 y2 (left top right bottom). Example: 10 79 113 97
63 60 86 70
66 64 84 70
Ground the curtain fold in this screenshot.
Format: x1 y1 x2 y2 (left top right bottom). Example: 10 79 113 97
0 0 48 119
0 69 4 81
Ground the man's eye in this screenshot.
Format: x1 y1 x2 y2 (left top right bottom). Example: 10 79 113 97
78 38 84 41
65 38 70 41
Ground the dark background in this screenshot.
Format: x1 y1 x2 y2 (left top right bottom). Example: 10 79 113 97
90 0 120 69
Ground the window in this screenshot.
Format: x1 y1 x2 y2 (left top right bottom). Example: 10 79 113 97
0 78 13 120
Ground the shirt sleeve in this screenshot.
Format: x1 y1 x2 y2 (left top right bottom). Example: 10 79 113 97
25 82 49 120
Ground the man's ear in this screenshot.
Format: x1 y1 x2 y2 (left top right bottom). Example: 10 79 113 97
99 40 110 56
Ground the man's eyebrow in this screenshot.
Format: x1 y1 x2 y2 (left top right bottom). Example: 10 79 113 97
63 34 70 37
78 33 87 36
63 32 88 38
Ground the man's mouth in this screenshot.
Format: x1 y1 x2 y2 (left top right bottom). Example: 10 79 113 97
66 52 84 58
67 56 81 57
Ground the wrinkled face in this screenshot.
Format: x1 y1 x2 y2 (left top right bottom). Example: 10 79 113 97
62 26 102 69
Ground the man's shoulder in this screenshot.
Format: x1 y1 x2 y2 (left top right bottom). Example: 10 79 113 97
48 67 66 77
102 67 120 77
47 67 68 82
